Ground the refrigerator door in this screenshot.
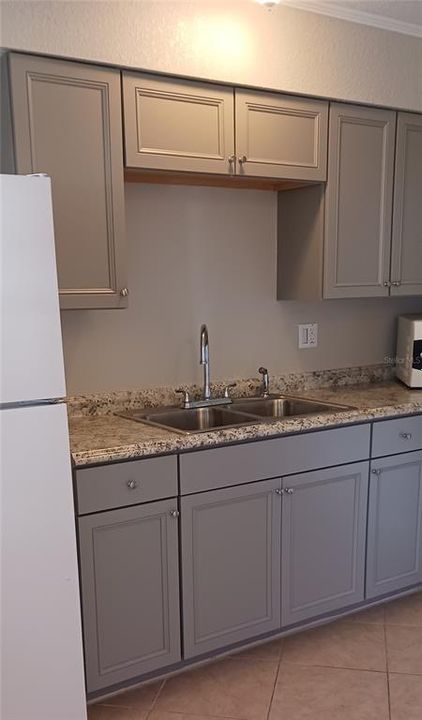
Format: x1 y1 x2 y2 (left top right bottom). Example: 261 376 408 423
0 174 66 405
1 403 87 720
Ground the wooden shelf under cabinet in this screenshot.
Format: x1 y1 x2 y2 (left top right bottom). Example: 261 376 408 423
124 168 316 192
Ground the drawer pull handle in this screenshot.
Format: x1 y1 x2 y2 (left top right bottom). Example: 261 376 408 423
399 432 412 440
169 509 180 518
127 479 138 490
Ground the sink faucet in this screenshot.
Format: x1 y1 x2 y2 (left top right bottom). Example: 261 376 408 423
258 367 270 398
176 325 234 409
200 324 211 401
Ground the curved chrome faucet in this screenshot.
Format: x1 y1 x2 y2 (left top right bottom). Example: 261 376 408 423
200 324 211 401
176 325 233 409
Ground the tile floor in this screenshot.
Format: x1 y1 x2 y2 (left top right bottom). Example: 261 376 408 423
88 592 422 720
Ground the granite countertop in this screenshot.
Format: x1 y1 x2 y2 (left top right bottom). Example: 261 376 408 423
69 378 422 468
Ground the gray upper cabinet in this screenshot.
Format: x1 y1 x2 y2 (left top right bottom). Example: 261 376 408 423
123 72 235 175
235 89 328 181
8 53 127 309
390 112 422 296
181 479 281 658
78 499 181 692
122 73 328 182
281 462 369 626
324 103 396 298
366 452 422 600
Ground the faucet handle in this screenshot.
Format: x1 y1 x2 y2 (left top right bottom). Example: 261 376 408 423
258 367 270 397
175 388 191 408
223 382 237 399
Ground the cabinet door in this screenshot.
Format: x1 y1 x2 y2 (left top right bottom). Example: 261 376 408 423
366 452 422 599
324 104 396 298
123 72 235 175
9 53 127 310
78 499 181 692
235 89 328 181
181 479 281 658
281 462 369 626
390 112 422 296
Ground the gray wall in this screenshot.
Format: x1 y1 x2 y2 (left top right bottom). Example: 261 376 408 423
61 185 422 394
4 1 421 394
1 1 421 111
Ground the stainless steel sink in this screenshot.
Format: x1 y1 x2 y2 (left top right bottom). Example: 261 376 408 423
232 396 353 418
121 406 258 434
120 395 354 434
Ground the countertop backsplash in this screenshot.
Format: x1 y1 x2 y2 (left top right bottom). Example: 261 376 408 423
66 363 395 418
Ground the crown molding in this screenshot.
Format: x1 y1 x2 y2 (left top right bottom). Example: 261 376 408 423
282 1 422 38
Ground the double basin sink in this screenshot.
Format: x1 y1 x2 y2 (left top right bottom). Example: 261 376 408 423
121 395 354 435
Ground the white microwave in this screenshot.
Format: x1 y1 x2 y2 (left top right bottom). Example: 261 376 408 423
396 315 422 388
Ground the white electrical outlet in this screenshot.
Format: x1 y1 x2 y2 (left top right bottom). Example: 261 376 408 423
298 323 318 349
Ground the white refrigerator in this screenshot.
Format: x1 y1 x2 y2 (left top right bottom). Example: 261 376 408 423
0 174 87 720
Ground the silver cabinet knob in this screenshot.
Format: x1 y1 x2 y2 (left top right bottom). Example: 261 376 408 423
383 281 391 287
274 488 284 495
285 488 294 495
228 154 236 165
127 479 138 489
238 155 247 164
392 281 401 287
371 468 381 475
400 432 412 440
120 287 129 297
169 509 180 518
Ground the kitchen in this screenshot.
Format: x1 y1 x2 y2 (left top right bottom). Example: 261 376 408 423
1 1 422 719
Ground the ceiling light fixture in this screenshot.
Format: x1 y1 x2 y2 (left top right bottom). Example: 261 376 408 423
257 0 281 8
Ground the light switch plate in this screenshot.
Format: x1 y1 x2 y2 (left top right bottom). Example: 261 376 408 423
298 323 318 349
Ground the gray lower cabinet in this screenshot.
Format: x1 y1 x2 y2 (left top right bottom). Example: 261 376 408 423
366 452 422 599
78 499 181 692
181 478 282 658
281 462 369 626
8 53 127 309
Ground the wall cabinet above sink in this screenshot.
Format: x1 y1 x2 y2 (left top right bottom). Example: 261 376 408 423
4 51 421 307
122 72 328 183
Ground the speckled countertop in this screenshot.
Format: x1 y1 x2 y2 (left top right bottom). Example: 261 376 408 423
68 367 422 468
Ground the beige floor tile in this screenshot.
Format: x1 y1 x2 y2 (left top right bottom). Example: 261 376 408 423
87 705 147 719
385 592 422 627
281 620 387 671
269 665 389 720
155 657 277 720
347 605 385 625
389 672 422 720
97 681 164 710
230 638 283 664
386 625 422 674
149 713 235 720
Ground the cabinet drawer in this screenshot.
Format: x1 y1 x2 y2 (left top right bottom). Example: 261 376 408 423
180 424 370 495
372 415 422 458
76 456 178 515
